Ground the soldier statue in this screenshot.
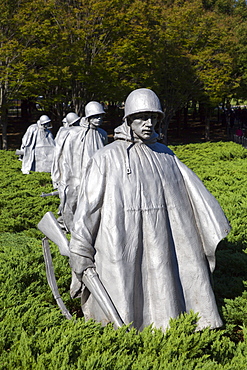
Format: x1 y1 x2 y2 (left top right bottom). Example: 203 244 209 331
51 103 108 232
69 88 231 331
51 112 81 189
19 115 55 174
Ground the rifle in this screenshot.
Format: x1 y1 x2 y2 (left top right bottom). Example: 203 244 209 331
42 237 72 320
37 212 125 329
40 191 59 197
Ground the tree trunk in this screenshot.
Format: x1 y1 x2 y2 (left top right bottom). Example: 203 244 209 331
175 109 181 138
192 100 197 120
183 105 188 129
161 111 173 145
1 103 8 150
204 106 211 141
0 85 8 150
21 100 29 120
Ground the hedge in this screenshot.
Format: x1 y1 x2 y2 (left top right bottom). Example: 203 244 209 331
1 142 247 369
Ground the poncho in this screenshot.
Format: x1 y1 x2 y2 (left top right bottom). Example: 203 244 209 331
20 124 55 174
51 126 72 188
52 122 108 231
69 122 231 331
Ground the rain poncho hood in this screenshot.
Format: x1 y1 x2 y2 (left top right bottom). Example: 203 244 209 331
70 121 231 331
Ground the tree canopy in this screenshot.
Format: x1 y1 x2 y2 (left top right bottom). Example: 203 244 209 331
0 0 246 148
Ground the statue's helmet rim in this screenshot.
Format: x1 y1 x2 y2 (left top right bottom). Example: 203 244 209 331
85 101 105 118
123 88 164 120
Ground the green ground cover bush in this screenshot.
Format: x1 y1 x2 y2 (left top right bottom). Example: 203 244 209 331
1 142 247 369
0 151 60 236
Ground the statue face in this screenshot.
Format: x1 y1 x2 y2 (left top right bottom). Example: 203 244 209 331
89 114 104 127
37 122 45 130
129 112 159 141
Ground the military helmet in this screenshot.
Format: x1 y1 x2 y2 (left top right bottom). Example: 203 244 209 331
123 88 164 120
66 112 80 126
39 115 51 125
85 101 105 118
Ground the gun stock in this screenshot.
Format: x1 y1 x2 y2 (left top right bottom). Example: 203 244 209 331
37 212 70 257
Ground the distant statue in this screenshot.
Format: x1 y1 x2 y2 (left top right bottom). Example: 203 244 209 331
69 88 231 331
19 115 55 174
62 116 69 128
52 112 80 188
51 103 108 232
51 112 81 225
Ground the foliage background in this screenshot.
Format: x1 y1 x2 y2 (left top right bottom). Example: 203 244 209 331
2 0 247 148
1 142 247 368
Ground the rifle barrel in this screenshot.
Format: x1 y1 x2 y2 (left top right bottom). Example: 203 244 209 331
41 191 59 197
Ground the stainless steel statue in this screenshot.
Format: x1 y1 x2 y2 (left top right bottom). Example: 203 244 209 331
51 112 81 226
69 88 231 331
51 103 108 232
19 115 55 174
51 112 80 188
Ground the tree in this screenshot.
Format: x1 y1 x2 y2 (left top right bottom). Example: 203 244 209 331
93 0 237 141
0 0 69 148
0 0 27 149
154 0 238 141
229 0 247 104
0 0 242 148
